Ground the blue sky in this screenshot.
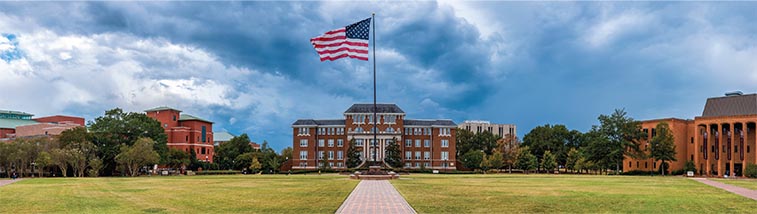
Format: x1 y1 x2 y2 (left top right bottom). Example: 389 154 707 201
2 2 757 151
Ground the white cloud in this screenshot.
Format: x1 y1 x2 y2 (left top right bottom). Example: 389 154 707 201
585 9 653 48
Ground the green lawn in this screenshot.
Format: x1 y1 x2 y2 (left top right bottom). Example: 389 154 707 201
712 178 757 190
392 174 757 213
0 174 358 213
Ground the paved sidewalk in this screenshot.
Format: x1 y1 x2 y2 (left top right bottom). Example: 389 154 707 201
691 178 757 200
0 179 23 187
335 180 417 214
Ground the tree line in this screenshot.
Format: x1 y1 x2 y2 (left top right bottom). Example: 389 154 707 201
456 109 681 175
0 108 291 178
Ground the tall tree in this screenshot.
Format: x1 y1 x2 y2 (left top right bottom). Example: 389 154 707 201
35 151 52 177
482 152 504 172
522 124 573 171
565 148 580 173
516 147 538 174
582 127 613 174
541 150 557 173
460 150 484 170
167 148 191 169
249 157 262 173
346 139 362 168
650 122 677 176
50 148 69 177
597 109 647 173
497 134 521 173
89 108 168 175
215 134 254 170
115 137 160 176
280 147 293 162
384 137 402 168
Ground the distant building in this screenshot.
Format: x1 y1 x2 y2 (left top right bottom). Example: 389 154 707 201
213 131 260 150
0 110 84 140
145 107 214 162
292 103 457 170
457 120 516 138
625 91 757 177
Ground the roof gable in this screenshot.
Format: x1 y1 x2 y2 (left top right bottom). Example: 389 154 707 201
702 94 757 117
144 106 182 112
344 104 404 114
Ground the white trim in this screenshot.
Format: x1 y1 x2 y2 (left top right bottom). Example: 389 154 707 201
166 143 214 147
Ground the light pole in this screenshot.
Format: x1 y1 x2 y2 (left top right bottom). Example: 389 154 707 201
31 162 36 178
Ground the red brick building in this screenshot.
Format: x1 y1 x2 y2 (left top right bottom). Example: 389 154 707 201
0 110 84 140
145 107 215 162
625 92 757 177
292 104 457 170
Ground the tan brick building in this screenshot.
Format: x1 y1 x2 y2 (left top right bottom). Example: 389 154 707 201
625 92 757 177
458 120 516 138
292 104 457 170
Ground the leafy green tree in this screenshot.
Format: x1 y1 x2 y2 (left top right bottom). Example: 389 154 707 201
460 150 484 170
582 127 614 174
497 134 520 173
88 157 103 177
650 122 677 176
267 155 282 173
215 134 253 169
384 137 402 168
456 128 500 159
249 157 262 173
89 108 168 176
597 109 647 173
566 148 580 173
35 151 52 177
541 150 557 173
516 148 538 174
522 124 578 171
115 137 160 177
67 148 87 177
346 139 362 168
234 152 255 170
167 148 191 169
50 148 69 177
745 164 757 178
280 147 293 161
683 160 696 174
318 153 330 171
482 152 504 172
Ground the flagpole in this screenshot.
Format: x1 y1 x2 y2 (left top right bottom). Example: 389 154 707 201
371 13 378 166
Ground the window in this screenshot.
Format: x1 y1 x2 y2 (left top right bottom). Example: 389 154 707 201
338 128 344 135
691 137 694 144
319 151 324 159
328 151 334 160
405 139 412 147
415 140 421 147
298 127 309 135
424 162 430 168
636 161 639 168
735 146 739 153
354 115 365 124
299 151 308 160
441 140 449 148
201 126 207 142
424 152 430 160
645 162 648 168
691 155 694 161
427 128 432 135
329 162 334 167
337 139 344 147
201 147 206 154
356 139 364 146
337 151 343 160
415 151 421 160
385 115 396 124
300 139 308 147
628 162 631 167
186 136 189 142
651 128 656 138
748 146 751 153
337 162 343 167
441 152 449 160
404 128 411 135
173 115 176 121
415 162 420 167
386 127 394 133
318 139 325 147
439 128 451 136
424 140 430 147
355 127 364 133
405 162 411 168
328 139 334 147
653 162 657 169
405 151 412 160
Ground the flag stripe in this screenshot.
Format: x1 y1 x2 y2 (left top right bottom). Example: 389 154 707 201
310 18 371 61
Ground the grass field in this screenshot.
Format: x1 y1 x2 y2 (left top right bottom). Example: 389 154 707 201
0 174 357 213
392 174 757 213
712 178 757 190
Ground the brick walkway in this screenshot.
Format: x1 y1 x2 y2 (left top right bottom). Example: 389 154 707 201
0 179 23 187
335 180 417 214
691 178 757 200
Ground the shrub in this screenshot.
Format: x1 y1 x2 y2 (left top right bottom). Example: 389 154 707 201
195 170 242 175
671 169 685 176
621 170 655 176
683 160 696 174
745 164 757 178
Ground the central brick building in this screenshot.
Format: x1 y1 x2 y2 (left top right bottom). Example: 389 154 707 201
145 107 215 162
292 104 457 170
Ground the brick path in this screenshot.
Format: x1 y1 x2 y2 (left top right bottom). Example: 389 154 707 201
0 179 23 187
691 178 757 200
335 180 417 214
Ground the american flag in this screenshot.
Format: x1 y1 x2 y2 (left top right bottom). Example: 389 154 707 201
310 18 371 61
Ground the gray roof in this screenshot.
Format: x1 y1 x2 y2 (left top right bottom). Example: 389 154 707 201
0 118 39 129
404 119 456 126
344 104 404 114
179 114 213 123
702 93 757 117
214 131 236 142
144 106 182 112
0 110 33 116
292 119 345 126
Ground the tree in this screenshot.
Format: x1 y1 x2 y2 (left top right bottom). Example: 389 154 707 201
583 127 614 174
318 153 330 171
566 148 580 173
35 151 52 177
745 164 757 178
683 160 696 174
167 148 191 169
249 157 262 173
597 109 647 173
281 147 293 161
384 137 402 168
650 122 677 176
88 157 103 177
497 134 520 173
461 150 484 170
516 147 538 174
541 150 557 173
215 134 253 170
522 124 576 171
67 148 87 177
89 108 168 176
482 152 504 172
346 139 362 168
115 137 160 177
50 149 69 177
456 128 500 158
